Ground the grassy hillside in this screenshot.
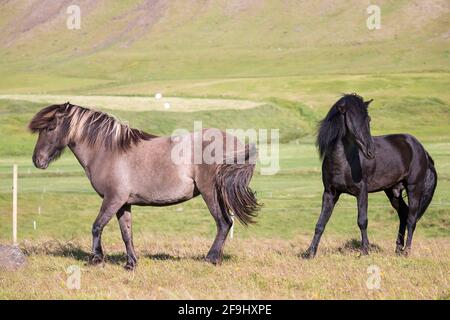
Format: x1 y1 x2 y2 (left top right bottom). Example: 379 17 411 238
0 0 449 93
0 98 313 158
1 0 448 142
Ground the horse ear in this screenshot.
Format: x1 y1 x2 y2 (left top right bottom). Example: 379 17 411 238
55 103 68 120
364 99 374 107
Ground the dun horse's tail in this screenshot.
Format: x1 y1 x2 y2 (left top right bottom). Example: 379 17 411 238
417 152 437 220
214 144 261 226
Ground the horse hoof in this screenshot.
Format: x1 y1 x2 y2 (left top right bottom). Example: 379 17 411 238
205 253 222 265
402 249 410 257
124 263 136 271
360 248 370 256
89 254 104 265
301 249 316 260
301 247 317 260
395 247 404 255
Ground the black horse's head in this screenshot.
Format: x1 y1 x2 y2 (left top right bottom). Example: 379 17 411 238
29 103 70 169
317 94 375 159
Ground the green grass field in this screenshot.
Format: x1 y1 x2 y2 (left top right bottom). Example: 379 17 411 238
0 0 449 299
0 98 448 299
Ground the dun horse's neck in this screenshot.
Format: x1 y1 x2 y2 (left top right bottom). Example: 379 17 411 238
68 140 99 171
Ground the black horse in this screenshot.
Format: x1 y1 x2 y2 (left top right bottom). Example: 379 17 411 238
304 94 437 258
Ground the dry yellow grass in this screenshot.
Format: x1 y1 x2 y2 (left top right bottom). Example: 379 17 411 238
0 94 263 112
1 236 448 299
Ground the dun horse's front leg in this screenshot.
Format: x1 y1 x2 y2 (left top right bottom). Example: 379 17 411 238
357 186 370 255
116 204 137 270
90 197 125 265
303 190 340 259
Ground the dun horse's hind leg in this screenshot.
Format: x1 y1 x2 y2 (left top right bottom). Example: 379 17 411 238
303 190 340 259
385 189 408 254
201 191 232 265
116 204 137 270
90 197 125 265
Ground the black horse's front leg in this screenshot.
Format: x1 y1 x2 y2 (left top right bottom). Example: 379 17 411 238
116 204 137 270
90 197 125 265
303 190 340 259
357 186 370 255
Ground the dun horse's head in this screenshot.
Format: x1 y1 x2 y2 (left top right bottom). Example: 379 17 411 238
29 103 70 169
336 94 375 159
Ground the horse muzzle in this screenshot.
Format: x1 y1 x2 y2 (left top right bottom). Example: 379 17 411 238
356 139 375 159
366 149 375 159
32 155 49 169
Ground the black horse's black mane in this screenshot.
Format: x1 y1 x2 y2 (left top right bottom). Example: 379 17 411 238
316 93 368 159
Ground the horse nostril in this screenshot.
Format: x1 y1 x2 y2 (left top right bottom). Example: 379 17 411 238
32 155 47 169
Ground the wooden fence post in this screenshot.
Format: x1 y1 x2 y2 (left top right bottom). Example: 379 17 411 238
12 164 18 245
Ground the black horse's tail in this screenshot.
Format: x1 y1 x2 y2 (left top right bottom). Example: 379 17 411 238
417 152 437 220
214 144 261 226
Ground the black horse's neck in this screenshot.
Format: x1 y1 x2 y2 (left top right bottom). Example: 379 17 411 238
318 111 360 160
341 132 360 159
331 130 363 182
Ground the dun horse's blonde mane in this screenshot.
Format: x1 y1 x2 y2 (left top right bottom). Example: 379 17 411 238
29 103 155 152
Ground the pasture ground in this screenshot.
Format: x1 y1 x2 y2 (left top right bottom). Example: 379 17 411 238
0 138 449 299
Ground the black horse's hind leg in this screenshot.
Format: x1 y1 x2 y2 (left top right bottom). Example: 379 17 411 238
116 204 137 270
385 189 408 254
357 187 370 255
404 185 421 256
202 191 232 265
90 197 125 265
303 190 340 259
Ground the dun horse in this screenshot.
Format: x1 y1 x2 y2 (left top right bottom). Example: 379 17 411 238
29 103 260 269
304 94 437 258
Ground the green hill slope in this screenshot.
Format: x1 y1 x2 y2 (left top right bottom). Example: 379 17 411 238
0 0 448 93
0 0 449 143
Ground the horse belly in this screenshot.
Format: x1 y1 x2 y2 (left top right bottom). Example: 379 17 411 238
367 172 405 193
367 161 407 192
126 172 198 206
